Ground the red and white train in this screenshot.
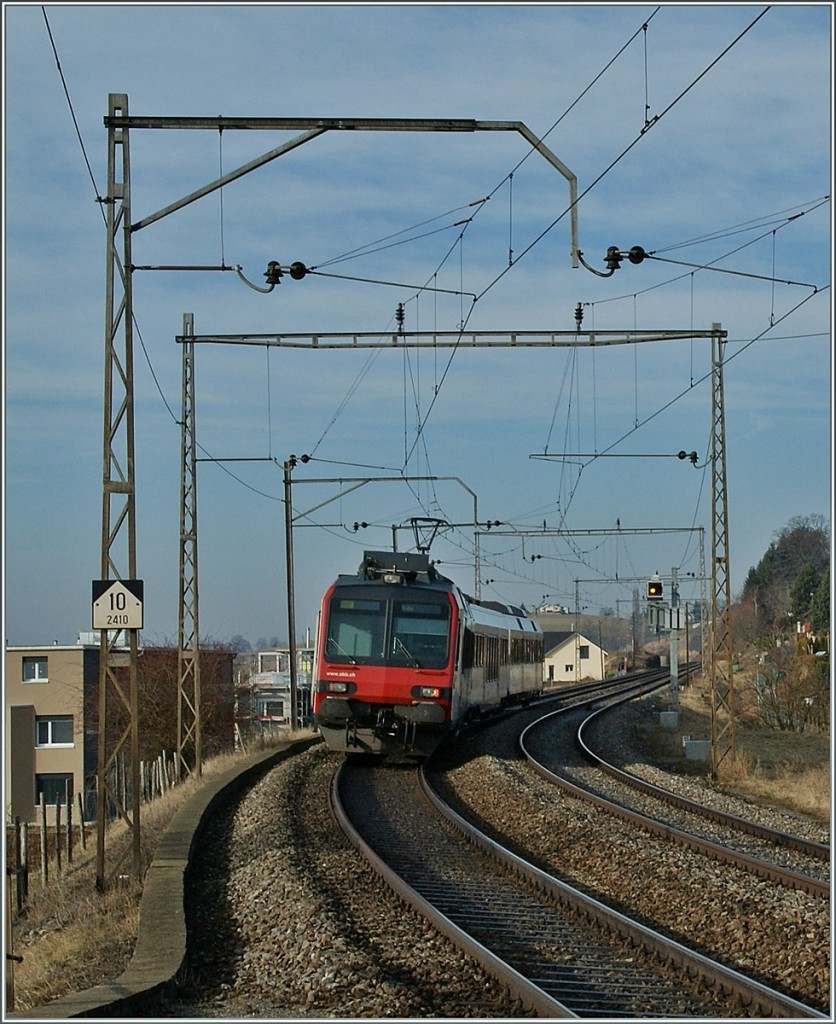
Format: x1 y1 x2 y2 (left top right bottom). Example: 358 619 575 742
313 550 544 757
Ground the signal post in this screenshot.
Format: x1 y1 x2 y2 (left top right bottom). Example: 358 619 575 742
646 571 681 720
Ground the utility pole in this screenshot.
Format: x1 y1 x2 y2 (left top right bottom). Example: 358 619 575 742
283 457 299 732
684 602 691 689
669 566 679 710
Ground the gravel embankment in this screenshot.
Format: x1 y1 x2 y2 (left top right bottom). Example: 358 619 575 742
167 701 828 1016
429 704 830 1011
169 745 532 1018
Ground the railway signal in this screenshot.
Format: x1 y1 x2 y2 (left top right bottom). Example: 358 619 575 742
647 574 663 600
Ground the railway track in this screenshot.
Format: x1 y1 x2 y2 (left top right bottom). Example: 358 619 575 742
520 693 830 897
333 757 825 1019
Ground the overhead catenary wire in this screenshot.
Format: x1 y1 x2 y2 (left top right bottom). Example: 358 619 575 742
311 11 661 280
297 7 772 492
651 195 829 254
583 196 830 310
474 5 773 306
524 276 826 579
314 201 482 269
41 7 104 219
402 6 774 465
42 6 474 523
305 7 668 478
535 285 828 521
39 0 815 598
41 6 287 506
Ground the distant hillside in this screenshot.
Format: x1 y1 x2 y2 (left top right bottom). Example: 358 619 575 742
740 514 830 630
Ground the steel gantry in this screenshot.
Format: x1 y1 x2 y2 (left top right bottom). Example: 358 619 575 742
97 101 584 888
184 327 728 750
98 92 734 890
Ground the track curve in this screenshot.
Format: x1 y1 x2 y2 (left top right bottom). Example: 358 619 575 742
333 756 825 1018
521 698 829 897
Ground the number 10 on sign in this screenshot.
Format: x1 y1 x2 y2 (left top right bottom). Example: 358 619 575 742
92 580 144 630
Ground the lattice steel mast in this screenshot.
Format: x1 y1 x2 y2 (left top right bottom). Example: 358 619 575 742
709 324 735 776
97 94 141 890
177 313 202 777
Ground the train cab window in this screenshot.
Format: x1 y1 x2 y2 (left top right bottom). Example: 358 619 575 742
391 600 450 668
325 598 386 662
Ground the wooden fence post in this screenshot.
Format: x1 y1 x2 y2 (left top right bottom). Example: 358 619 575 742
77 792 86 851
65 780 73 866
13 819 23 915
6 868 18 1011
20 822 29 902
39 793 48 887
55 798 62 875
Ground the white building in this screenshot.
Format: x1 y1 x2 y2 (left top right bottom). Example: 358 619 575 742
542 630 608 684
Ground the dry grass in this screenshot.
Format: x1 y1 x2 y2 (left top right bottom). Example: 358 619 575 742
635 687 830 823
717 753 830 820
7 737 299 1013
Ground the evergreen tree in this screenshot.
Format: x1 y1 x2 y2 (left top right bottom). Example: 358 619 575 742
809 568 830 634
741 515 829 629
789 563 821 622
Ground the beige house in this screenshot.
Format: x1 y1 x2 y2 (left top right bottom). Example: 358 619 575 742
5 642 99 825
542 630 608 684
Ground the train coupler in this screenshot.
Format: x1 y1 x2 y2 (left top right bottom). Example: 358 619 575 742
344 720 360 748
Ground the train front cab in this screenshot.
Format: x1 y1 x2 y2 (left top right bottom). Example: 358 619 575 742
313 557 459 757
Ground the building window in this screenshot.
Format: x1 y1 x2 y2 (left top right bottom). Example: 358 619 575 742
579 645 590 660
565 664 574 673
257 698 285 718
35 715 74 747
35 773 73 806
259 653 289 673
22 656 48 683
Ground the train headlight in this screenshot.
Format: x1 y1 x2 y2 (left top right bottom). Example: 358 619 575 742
383 572 404 584
417 686 441 698
329 682 350 693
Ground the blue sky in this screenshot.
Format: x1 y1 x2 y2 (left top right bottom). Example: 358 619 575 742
3 2 832 648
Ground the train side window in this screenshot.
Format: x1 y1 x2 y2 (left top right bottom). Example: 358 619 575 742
461 629 475 669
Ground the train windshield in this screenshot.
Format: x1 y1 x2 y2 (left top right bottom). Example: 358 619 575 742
391 599 450 668
325 592 450 668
